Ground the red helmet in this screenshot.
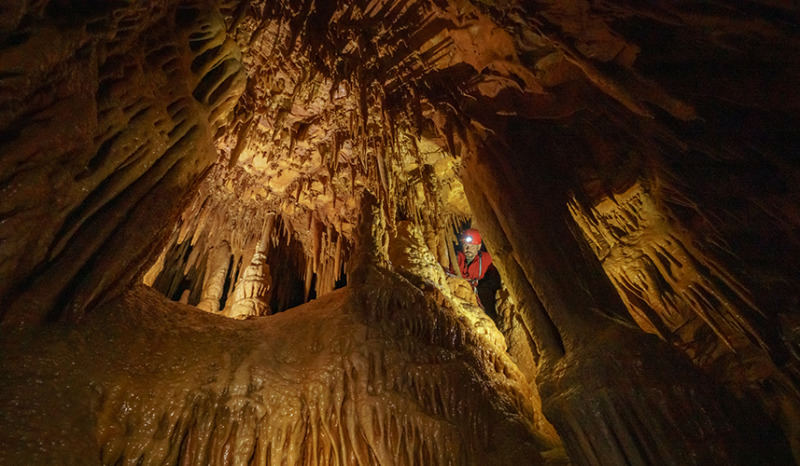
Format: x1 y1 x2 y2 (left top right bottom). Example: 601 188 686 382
461 228 482 245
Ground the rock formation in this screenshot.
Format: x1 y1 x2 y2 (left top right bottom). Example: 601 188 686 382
1 0 799 464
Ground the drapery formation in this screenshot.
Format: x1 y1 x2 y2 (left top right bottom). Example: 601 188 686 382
1 1 799 464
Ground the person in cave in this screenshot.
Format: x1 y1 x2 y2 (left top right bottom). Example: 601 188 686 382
450 228 502 323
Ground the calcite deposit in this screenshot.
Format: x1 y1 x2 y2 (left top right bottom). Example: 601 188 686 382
1 0 799 465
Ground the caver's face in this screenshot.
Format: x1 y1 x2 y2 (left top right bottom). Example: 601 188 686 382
463 242 480 263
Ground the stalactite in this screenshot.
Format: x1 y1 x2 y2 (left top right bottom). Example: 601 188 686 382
376 141 389 199
304 260 314 302
143 244 170 287
311 214 323 274
314 223 335 297
350 162 357 199
334 231 344 281
2 0 800 464
261 213 276 252
569 183 778 367
446 233 462 279
436 228 449 269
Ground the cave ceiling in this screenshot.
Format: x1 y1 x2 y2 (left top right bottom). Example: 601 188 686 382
3 0 798 318
168 0 799 303
203 0 551 263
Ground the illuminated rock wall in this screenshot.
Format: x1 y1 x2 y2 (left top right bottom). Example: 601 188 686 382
1 0 800 465
0 192 559 465
0 0 245 325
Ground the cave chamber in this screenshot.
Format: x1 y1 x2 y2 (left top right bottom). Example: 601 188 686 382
1 0 800 465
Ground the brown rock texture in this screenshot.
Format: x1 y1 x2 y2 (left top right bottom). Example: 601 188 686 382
1 0 800 464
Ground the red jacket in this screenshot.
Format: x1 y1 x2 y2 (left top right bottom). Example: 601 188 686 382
456 250 493 287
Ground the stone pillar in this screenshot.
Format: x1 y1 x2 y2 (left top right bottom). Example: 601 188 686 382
225 214 276 318
197 241 231 313
225 248 272 319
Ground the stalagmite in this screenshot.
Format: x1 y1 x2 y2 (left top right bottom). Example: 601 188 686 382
226 245 272 318
197 241 232 313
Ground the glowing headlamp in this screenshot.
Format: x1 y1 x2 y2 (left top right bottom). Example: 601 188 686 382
461 228 482 245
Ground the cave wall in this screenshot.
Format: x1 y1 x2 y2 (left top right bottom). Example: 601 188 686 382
454 112 797 464
0 191 561 465
0 0 245 326
2 0 800 465
440 2 800 460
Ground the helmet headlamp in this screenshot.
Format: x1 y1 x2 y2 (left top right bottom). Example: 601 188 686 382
460 228 482 245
